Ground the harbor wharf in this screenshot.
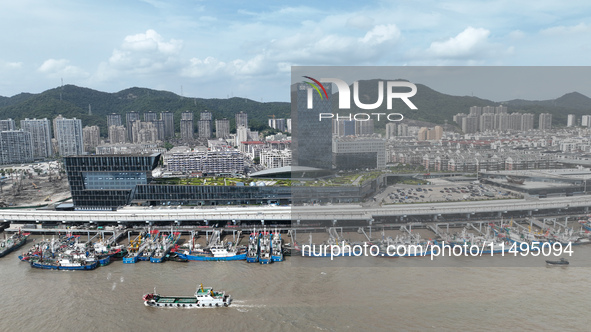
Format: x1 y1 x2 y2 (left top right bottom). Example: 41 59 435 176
0 195 591 225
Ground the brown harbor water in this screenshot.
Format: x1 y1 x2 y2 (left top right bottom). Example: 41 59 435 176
1 244 591 331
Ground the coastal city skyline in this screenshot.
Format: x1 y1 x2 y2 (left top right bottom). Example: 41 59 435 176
3 2 591 331
1 1 591 101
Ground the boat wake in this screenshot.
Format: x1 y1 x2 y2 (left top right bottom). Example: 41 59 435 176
232 303 267 312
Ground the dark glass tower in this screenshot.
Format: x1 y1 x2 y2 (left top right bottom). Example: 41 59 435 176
64 153 160 209
291 82 333 169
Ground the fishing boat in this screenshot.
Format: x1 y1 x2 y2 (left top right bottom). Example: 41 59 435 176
151 232 181 263
0 230 30 258
143 284 231 308
258 232 272 264
30 255 99 270
138 230 160 261
246 232 259 263
165 253 188 262
271 232 283 262
123 232 146 264
546 258 569 265
177 230 246 261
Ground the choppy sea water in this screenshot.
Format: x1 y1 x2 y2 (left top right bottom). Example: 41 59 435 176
1 243 590 331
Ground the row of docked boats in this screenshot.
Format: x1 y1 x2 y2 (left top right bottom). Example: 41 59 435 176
122 229 181 264
246 230 284 264
18 232 127 270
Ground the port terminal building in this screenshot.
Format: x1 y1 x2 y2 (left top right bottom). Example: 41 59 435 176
63 155 380 210
479 168 591 197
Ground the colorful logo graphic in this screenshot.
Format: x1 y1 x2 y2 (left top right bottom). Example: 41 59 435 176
303 76 329 100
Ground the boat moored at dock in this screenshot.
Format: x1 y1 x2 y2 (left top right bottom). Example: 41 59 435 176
271 232 283 262
0 230 29 258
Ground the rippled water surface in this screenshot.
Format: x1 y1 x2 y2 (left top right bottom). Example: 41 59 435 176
1 243 590 331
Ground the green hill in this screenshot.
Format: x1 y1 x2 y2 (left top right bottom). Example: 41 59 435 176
1 83 590 136
0 85 291 136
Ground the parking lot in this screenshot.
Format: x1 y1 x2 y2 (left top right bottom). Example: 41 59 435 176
378 181 521 205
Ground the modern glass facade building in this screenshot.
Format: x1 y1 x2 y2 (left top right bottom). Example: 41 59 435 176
64 154 291 209
64 154 369 210
64 154 160 209
291 82 333 169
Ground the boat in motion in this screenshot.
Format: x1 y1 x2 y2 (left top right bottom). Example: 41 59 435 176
546 258 569 266
143 284 231 308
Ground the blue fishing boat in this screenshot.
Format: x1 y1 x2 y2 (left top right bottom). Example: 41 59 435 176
0 230 29 258
271 232 283 262
246 232 259 263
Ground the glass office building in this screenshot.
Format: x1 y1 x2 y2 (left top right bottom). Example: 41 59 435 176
64 154 160 209
291 82 333 169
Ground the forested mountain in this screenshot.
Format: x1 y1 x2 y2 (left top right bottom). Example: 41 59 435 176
1 83 590 135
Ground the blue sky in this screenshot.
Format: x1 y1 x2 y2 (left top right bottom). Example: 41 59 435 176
0 0 590 101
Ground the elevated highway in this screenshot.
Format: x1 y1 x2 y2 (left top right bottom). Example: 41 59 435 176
1 195 589 224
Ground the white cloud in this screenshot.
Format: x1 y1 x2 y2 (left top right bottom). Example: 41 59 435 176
360 24 400 45
182 56 227 78
508 30 525 39
541 23 591 35
96 29 184 80
38 58 87 78
0 60 23 69
120 29 182 55
346 15 375 30
427 27 490 58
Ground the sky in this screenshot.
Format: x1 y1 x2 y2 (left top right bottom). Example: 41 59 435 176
1 0 590 102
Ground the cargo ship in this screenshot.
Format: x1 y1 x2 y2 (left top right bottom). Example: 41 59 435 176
143 284 231 308
0 230 30 258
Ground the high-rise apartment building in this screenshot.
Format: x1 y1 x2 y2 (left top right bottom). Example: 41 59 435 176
462 116 478 134
161 112 175 139
108 125 127 144
107 114 122 128
20 118 52 158
126 112 140 142
0 119 16 131
131 120 158 143
521 113 534 131
567 114 575 127
479 113 494 132
539 113 552 131
198 119 212 139
180 111 194 141
384 123 396 140
355 119 374 136
215 118 230 138
235 111 248 128
83 125 101 153
0 130 33 164
54 117 84 156
143 112 157 122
